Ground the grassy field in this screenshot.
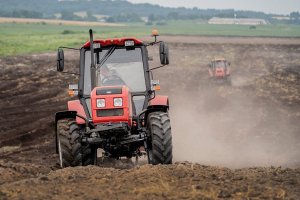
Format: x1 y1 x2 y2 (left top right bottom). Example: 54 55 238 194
0 20 300 57
134 21 300 37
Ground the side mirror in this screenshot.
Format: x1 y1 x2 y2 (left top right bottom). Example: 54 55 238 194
228 62 231 66
57 49 64 72
159 42 169 65
209 64 212 68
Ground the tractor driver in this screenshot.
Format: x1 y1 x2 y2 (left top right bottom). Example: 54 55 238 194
99 64 120 77
99 64 125 86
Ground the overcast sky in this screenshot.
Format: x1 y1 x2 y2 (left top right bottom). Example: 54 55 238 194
126 0 300 15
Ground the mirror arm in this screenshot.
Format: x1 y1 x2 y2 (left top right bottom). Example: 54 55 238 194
145 41 164 46
148 65 165 71
58 46 80 51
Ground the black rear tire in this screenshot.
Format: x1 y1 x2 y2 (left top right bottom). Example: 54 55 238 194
209 77 214 87
147 112 172 165
57 118 92 168
226 76 232 86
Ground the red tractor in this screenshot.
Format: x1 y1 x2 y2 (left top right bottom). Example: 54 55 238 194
55 30 172 168
208 58 231 86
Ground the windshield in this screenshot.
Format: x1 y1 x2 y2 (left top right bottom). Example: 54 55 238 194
214 61 226 69
84 48 146 95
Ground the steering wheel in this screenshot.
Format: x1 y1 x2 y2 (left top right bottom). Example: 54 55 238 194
102 75 126 86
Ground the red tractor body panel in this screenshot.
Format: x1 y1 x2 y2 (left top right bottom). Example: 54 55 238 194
149 95 168 106
68 100 87 124
209 70 214 77
215 68 225 78
90 86 133 126
83 38 143 48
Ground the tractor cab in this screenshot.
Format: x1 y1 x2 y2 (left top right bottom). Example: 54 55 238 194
55 30 173 168
211 59 229 72
208 58 232 86
82 38 148 114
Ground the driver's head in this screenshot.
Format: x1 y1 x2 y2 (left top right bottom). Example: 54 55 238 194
100 64 109 76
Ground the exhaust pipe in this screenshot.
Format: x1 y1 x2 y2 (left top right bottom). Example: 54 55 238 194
89 29 97 90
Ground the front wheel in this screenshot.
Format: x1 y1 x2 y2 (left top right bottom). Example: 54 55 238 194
57 118 82 168
57 118 93 168
147 112 173 165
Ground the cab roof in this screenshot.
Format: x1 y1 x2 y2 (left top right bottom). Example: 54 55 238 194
212 58 226 62
83 37 143 48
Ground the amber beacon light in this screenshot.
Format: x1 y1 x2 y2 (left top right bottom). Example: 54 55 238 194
152 30 159 36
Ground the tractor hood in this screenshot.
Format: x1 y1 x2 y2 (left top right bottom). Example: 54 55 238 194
90 86 133 126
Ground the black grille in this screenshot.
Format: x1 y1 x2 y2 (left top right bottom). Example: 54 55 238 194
96 87 122 95
97 109 124 117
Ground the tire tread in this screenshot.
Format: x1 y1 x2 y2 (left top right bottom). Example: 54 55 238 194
148 111 173 165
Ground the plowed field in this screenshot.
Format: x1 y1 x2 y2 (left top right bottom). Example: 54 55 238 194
0 36 300 199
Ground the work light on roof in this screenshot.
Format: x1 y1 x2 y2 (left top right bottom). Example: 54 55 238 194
93 42 101 49
125 40 134 47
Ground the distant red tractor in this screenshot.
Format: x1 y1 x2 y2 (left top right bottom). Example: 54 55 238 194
55 30 172 168
208 58 231 86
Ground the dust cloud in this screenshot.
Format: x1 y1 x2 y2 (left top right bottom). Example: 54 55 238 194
146 40 300 169
169 84 299 169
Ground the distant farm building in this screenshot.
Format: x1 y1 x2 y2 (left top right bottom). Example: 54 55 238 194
208 17 270 25
141 17 149 22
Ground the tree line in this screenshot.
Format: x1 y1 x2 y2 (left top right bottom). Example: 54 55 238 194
2 9 299 26
0 10 43 19
0 0 298 25
0 9 98 21
0 0 285 19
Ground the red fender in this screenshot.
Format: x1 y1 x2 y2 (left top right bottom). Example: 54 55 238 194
226 69 230 76
209 70 214 77
68 100 87 124
149 95 169 106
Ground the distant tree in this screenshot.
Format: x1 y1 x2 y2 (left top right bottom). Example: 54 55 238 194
187 14 198 20
290 12 299 20
199 14 211 20
179 15 188 20
154 14 166 21
106 16 115 23
112 13 142 22
62 30 75 34
167 12 179 20
0 10 11 17
148 13 154 21
156 21 167 26
61 10 83 21
11 10 43 19
86 11 97 22
44 15 57 20
128 13 142 22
